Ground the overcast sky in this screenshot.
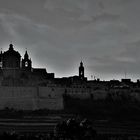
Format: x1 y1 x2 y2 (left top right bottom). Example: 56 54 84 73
0 0 140 81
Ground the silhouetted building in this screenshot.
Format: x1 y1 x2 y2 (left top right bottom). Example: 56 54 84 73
0 44 139 110
2 44 21 69
22 50 32 71
0 44 65 110
0 44 54 86
79 61 84 80
121 79 132 85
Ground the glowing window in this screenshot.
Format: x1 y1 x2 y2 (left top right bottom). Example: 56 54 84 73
25 61 28 67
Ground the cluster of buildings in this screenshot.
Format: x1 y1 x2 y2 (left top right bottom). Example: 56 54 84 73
0 44 54 86
0 44 139 110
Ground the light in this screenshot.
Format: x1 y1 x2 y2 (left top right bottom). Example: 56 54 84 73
25 61 28 67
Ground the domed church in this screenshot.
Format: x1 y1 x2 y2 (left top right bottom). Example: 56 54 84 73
0 44 86 110
0 44 54 86
2 44 21 69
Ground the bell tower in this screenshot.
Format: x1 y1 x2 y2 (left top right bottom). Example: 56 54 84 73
79 61 84 80
22 50 32 71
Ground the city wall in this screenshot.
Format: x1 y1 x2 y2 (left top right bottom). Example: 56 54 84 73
0 87 64 110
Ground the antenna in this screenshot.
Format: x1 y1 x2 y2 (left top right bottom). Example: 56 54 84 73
91 75 93 80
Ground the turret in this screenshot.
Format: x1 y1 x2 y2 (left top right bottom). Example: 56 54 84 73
22 50 32 71
79 61 84 80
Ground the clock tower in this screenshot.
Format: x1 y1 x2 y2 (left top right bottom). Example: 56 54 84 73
79 61 84 80
22 50 32 71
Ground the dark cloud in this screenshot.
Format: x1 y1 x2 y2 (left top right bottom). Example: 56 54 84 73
0 0 139 80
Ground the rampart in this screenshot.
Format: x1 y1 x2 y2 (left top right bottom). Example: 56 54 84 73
0 86 64 110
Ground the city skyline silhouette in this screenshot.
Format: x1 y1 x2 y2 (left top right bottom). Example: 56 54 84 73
0 0 140 81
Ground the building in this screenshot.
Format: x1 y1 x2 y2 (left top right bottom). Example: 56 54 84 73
0 44 54 86
0 44 62 110
0 44 138 110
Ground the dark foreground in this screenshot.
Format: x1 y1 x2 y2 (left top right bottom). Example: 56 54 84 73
1 131 140 140
1 97 140 139
0 116 139 140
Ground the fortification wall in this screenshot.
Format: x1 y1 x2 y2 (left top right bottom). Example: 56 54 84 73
37 87 64 110
67 92 90 99
0 86 64 110
92 90 107 100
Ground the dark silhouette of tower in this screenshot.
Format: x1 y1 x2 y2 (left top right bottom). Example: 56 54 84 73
79 61 84 80
22 50 32 71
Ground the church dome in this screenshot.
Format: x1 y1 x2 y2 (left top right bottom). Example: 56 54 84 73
2 44 21 68
3 44 21 57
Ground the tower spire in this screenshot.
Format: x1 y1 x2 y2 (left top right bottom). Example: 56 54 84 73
24 49 29 59
80 61 83 66
79 61 84 80
22 48 32 71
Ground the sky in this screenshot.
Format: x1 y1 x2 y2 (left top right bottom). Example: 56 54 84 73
0 0 140 81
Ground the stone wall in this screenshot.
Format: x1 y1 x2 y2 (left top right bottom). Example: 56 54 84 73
37 87 64 110
0 86 64 110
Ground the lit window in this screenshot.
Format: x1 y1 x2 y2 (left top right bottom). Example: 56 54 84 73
25 61 28 67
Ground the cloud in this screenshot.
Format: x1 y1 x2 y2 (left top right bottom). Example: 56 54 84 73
0 0 139 80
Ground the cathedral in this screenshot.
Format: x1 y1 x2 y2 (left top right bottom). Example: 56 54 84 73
0 44 54 86
0 44 87 110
